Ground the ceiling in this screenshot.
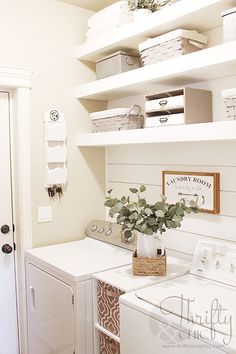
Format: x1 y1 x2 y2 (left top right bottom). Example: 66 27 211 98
58 0 117 11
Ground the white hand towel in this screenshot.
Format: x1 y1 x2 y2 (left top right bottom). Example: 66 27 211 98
88 1 129 28
86 17 132 38
86 25 121 40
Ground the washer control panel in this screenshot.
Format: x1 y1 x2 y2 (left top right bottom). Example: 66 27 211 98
85 220 136 251
191 239 236 287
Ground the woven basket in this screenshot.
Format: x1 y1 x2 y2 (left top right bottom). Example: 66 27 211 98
224 96 236 120
92 105 144 133
132 250 167 276
140 37 206 66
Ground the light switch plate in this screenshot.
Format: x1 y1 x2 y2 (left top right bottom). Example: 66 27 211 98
38 206 53 223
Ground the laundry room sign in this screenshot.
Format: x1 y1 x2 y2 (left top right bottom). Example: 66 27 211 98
162 171 220 214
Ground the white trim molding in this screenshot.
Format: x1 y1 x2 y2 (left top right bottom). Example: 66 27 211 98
0 66 33 90
0 66 33 354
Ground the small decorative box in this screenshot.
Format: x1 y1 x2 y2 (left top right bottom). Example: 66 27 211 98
132 250 167 276
222 7 236 43
95 50 140 80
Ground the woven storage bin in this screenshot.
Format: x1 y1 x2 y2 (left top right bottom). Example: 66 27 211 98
97 280 124 336
91 105 144 132
222 7 236 42
99 332 120 354
222 88 236 120
132 250 167 276
139 29 207 66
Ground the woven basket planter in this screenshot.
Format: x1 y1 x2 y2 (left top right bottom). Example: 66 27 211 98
132 250 167 276
140 37 206 66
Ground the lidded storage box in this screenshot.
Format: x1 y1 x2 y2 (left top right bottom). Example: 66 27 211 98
222 7 236 42
222 88 236 120
139 29 207 66
95 51 140 80
90 105 144 132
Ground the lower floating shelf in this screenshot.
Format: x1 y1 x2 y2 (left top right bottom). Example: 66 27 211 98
76 121 236 147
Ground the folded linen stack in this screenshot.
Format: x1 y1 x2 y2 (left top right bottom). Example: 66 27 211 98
86 1 132 41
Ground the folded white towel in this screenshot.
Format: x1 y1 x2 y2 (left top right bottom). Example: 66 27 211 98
88 1 129 28
90 13 132 30
86 17 132 38
86 25 122 40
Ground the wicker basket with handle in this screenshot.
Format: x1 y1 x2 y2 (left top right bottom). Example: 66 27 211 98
91 105 144 133
132 250 167 276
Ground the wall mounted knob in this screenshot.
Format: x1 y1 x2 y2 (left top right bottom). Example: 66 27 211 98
1 225 10 234
2 244 13 254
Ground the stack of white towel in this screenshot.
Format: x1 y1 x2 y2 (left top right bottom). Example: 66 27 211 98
86 1 133 41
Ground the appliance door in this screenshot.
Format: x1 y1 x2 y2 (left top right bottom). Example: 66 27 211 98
120 304 225 354
26 263 75 354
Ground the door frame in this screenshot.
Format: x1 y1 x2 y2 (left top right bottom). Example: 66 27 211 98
0 66 33 354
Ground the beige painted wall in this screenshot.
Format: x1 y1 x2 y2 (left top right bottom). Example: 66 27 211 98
0 0 105 247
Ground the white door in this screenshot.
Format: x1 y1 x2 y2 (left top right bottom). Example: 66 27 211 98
26 263 75 354
0 92 19 354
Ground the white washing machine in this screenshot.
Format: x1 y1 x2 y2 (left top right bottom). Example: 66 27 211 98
120 240 236 354
25 220 136 354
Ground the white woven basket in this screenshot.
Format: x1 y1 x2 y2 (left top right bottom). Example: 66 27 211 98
91 105 144 132
139 30 207 66
222 89 236 120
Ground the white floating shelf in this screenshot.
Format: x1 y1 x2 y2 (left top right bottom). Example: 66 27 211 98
76 41 236 100
76 121 236 147
76 0 235 62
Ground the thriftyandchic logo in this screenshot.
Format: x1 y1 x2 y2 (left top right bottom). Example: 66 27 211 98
149 295 232 350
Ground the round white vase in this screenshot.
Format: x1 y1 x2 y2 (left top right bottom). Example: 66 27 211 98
132 9 152 22
137 233 161 258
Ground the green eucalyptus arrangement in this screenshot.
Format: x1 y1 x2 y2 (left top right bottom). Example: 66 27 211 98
104 185 198 236
127 0 179 12
128 0 158 12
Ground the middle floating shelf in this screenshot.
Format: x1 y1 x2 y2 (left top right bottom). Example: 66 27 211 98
76 41 236 101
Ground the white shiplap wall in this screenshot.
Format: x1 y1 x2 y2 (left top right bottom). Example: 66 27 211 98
104 26 236 260
106 141 236 260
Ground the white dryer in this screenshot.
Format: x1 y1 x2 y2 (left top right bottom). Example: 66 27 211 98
25 220 135 354
120 240 236 354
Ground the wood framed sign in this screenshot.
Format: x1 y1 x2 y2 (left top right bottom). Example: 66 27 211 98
162 171 220 214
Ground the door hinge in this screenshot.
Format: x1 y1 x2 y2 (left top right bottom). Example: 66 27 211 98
13 242 16 251
72 294 75 305
13 224 15 232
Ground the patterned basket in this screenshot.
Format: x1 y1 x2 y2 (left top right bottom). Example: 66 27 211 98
92 105 144 132
140 37 206 66
97 280 124 336
99 332 120 354
132 250 167 276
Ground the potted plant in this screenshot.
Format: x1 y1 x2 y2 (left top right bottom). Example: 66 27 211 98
128 0 157 20
105 185 198 260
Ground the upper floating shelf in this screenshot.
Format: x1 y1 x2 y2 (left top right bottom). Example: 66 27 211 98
76 121 236 147
76 40 236 100
76 0 235 62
